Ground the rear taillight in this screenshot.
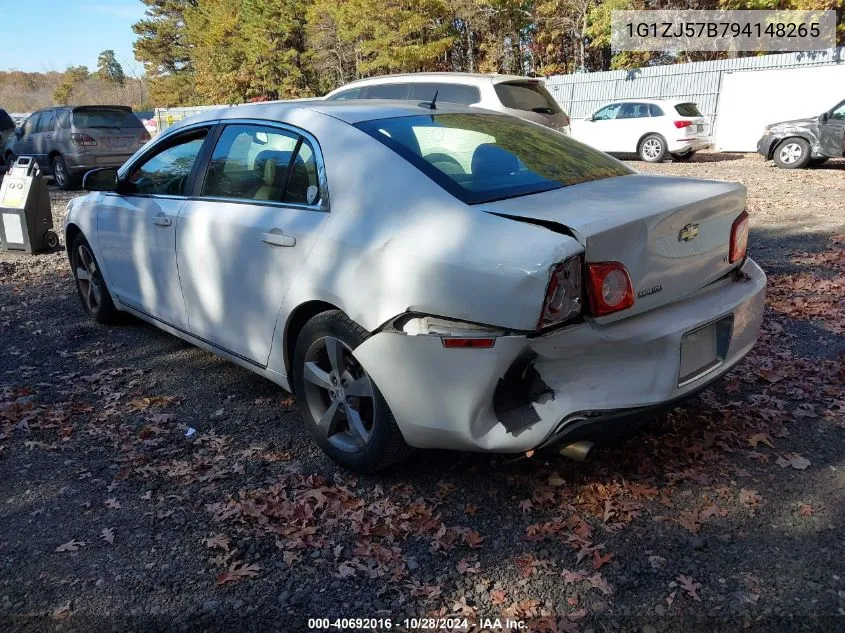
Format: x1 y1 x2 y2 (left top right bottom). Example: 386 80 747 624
729 211 749 264
441 338 495 349
673 120 693 129
587 262 635 316
538 255 583 329
70 133 97 147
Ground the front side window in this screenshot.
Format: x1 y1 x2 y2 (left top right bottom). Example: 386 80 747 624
201 124 320 205
356 113 631 204
829 101 845 121
410 83 481 106
36 110 54 133
125 130 208 196
592 104 621 121
494 81 561 114
674 103 702 117
22 113 41 136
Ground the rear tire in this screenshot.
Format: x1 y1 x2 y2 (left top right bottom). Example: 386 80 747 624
292 310 411 473
671 150 696 162
773 138 811 169
71 234 119 324
52 155 75 190
638 134 667 162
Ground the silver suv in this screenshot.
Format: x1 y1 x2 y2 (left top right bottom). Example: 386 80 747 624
324 73 570 134
4 106 150 189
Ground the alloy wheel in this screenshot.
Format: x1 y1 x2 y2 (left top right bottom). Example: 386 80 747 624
301 336 376 453
75 244 101 313
778 142 803 164
642 139 662 160
54 160 67 187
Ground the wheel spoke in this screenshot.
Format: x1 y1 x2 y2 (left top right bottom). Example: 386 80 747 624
344 376 373 398
303 361 332 390
343 403 370 446
86 283 96 309
325 337 345 375
75 267 90 282
316 400 340 434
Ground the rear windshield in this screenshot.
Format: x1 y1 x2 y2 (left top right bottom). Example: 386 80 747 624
674 103 702 117
0 109 14 132
72 109 143 129
355 113 631 205
494 82 561 114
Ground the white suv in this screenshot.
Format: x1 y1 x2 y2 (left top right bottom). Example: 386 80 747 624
324 73 570 134
570 99 711 162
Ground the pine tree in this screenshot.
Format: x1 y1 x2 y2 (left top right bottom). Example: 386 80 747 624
96 50 126 86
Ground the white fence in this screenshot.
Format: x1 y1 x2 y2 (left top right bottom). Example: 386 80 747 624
546 47 844 151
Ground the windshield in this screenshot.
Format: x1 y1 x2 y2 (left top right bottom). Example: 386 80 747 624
494 82 561 114
72 109 143 129
355 113 631 204
674 103 702 117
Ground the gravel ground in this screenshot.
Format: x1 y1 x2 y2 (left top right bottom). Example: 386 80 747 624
1 153 844 633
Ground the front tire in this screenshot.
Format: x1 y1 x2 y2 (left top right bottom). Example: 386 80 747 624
639 134 667 162
71 234 119 324
773 138 811 169
293 310 410 473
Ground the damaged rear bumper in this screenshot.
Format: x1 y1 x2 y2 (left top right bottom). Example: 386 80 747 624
353 258 766 453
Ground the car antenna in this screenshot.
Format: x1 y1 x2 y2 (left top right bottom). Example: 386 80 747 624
419 90 438 110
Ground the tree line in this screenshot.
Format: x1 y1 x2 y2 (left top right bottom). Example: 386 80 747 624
134 0 844 107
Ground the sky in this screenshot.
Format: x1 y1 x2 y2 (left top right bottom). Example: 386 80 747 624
1 0 146 75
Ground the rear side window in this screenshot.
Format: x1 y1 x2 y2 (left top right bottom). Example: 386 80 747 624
201 124 320 206
649 104 664 117
56 110 71 128
674 103 702 117
327 88 362 101
494 82 561 114
0 109 14 132
364 83 410 99
617 103 650 119
410 83 481 105
73 108 143 129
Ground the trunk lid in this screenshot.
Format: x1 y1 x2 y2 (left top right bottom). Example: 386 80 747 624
481 174 746 321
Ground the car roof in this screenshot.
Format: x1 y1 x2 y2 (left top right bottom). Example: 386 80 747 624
603 98 697 106
325 72 543 93
167 99 493 132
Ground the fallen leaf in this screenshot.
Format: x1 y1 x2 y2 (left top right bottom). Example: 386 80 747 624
55 539 86 553
203 533 230 552
548 472 566 487
104 498 121 509
677 574 702 602
215 561 260 585
52 600 73 620
490 589 507 605
798 503 814 516
463 529 485 549
336 563 356 578
747 433 774 449
592 550 613 570
777 453 811 470
100 527 115 545
456 558 480 574
464 504 478 516
519 499 533 514
739 489 762 507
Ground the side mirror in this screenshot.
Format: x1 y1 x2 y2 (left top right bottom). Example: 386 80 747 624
83 168 119 192
819 112 829 123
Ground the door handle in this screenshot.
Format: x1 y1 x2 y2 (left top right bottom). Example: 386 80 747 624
261 231 296 247
153 215 172 227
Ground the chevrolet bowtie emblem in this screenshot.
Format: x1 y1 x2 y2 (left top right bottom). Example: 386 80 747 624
678 223 700 242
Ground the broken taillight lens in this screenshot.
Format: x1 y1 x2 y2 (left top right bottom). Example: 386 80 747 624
729 211 749 264
538 255 583 329
587 262 635 316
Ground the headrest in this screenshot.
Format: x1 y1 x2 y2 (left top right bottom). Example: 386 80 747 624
471 143 518 179
263 158 276 186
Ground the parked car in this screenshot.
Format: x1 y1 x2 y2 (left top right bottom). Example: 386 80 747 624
757 98 845 169
0 108 15 166
5 106 151 189
65 100 765 472
570 99 711 162
324 72 571 134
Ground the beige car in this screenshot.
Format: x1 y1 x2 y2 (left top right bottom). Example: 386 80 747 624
324 72 570 134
